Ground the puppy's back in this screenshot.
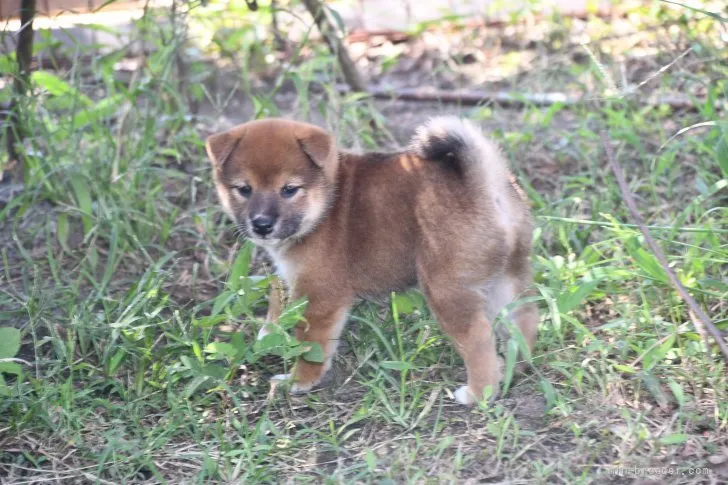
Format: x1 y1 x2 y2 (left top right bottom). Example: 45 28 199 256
323 118 530 295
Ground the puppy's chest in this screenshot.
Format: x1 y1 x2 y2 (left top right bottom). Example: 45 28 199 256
266 249 298 287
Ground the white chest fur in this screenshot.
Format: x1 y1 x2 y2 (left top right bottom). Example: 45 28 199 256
264 246 298 288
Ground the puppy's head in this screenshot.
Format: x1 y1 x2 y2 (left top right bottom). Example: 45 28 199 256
206 119 338 247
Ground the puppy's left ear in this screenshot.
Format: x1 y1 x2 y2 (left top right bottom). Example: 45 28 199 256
295 125 338 180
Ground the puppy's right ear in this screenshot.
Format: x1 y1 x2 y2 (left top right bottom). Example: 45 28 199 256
205 130 243 167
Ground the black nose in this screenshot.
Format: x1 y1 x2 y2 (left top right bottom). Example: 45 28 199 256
251 215 275 236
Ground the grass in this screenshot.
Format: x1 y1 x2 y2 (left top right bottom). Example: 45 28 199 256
1 0 727 482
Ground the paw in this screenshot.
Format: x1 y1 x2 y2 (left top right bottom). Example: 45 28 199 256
290 380 316 395
268 373 319 395
289 370 325 395
454 385 475 406
453 385 500 406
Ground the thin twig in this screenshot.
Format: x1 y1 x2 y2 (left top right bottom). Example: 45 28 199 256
601 131 728 362
630 47 693 93
270 0 288 52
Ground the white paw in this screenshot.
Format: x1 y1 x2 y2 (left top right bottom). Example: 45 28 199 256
454 385 475 406
269 374 317 395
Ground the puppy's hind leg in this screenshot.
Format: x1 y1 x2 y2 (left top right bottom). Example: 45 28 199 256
421 280 501 406
510 299 538 364
486 276 539 373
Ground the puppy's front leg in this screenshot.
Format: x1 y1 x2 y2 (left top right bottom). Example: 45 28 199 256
290 297 352 394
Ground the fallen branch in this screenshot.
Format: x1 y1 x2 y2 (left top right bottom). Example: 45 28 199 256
601 131 728 362
344 85 578 107
335 84 713 111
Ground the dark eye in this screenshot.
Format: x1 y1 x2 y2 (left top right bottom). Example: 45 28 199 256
280 185 300 198
236 185 252 198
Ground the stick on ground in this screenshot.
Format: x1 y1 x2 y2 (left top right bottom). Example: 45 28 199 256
334 84 712 111
601 131 728 362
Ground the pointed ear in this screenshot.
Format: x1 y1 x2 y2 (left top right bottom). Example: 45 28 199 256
205 129 244 167
295 125 338 180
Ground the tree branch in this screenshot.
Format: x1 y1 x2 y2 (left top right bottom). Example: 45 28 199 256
301 0 366 92
335 84 713 111
601 131 728 362
4 0 35 186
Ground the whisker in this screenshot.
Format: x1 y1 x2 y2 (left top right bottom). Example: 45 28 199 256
233 223 250 240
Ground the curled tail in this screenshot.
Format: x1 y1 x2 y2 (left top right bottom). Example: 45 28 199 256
409 116 524 230
409 116 510 190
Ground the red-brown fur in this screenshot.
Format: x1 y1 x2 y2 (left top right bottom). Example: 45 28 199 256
206 118 538 405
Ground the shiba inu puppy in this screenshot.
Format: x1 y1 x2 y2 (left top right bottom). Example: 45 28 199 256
205 117 538 405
